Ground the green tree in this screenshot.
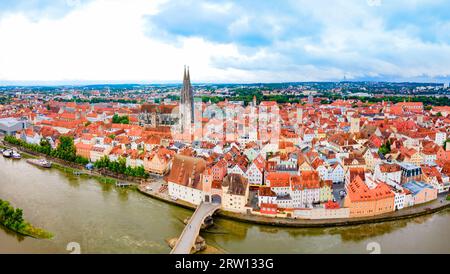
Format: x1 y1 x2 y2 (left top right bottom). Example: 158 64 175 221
378 141 391 156
75 156 89 165
112 114 129 124
52 136 77 162
94 156 111 169
39 138 52 155
93 156 148 178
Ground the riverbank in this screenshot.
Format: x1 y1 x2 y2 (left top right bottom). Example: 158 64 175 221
0 199 53 239
1 141 148 186
1 142 147 189
137 183 450 228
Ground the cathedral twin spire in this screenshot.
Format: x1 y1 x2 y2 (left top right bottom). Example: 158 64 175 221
183 65 190 83
182 65 192 92
180 66 194 130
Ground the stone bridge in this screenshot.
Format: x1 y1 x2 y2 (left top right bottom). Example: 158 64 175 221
170 202 221 254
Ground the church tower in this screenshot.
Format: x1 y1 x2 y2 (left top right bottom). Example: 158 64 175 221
180 66 194 134
350 115 360 134
308 91 314 104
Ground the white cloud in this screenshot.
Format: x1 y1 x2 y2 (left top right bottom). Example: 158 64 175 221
0 0 450 84
0 0 247 83
367 0 382 7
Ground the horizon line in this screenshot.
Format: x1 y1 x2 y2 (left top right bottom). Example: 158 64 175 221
0 80 448 88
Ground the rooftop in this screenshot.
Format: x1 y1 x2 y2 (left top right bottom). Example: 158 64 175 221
0 117 24 127
403 181 434 196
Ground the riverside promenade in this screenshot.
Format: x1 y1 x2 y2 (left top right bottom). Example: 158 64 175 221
1 141 145 186
139 180 450 228
6 139 449 229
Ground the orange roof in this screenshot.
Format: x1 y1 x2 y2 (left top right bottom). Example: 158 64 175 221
324 200 340 209
291 171 320 190
347 176 394 202
251 155 265 172
75 143 93 150
167 155 206 190
260 203 278 209
379 163 401 173
266 172 291 188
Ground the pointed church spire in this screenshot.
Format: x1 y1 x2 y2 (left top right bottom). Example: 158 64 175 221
187 66 190 83
180 65 195 134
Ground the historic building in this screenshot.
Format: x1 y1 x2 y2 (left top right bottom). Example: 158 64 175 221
139 67 194 131
179 66 194 135
221 173 250 213
138 104 178 127
344 176 395 218
167 155 207 205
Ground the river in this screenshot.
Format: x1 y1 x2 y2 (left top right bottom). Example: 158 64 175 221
0 155 449 254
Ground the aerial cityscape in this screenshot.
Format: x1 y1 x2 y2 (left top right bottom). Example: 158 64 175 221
0 0 450 260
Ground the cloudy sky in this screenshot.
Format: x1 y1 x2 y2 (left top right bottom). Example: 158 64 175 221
0 0 450 85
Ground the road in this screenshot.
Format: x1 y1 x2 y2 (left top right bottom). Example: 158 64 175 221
171 202 220 254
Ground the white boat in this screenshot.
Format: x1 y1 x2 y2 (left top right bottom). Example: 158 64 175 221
3 149 12 158
27 158 52 168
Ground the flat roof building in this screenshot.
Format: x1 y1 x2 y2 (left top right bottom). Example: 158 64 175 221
0 118 29 136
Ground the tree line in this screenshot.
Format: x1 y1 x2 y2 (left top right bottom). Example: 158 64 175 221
4 135 89 165
112 114 130 124
320 92 450 106
93 156 148 178
55 98 139 104
5 135 149 179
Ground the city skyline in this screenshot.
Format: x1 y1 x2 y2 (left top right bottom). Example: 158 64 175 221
1 0 450 85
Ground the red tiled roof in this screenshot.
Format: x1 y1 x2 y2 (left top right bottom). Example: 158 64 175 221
347 176 394 202
266 172 291 188
258 187 276 197
167 155 206 190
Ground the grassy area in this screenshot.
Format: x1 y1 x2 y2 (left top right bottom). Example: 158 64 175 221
53 162 119 185
97 177 117 185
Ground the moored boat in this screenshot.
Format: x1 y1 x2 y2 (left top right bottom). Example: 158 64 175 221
11 151 21 159
2 149 12 158
26 158 52 168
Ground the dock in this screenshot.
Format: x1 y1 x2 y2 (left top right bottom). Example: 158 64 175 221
115 182 133 188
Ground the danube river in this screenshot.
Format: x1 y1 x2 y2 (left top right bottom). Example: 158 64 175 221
1 156 449 254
